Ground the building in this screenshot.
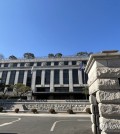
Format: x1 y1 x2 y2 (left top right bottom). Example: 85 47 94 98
0 56 88 100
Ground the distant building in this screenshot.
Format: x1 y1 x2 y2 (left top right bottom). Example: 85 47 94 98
0 56 88 100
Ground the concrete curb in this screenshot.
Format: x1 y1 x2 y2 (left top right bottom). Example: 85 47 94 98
0 113 91 117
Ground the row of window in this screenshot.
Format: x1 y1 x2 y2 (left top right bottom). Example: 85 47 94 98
0 61 87 68
1 69 87 86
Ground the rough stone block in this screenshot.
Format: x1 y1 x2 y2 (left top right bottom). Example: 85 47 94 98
97 67 120 78
99 117 120 132
89 95 97 105
99 103 120 117
96 90 120 103
89 78 120 94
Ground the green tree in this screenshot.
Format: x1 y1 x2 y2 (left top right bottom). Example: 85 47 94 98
24 53 35 59
0 54 4 60
9 55 17 60
82 86 89 100
48 53 54 58
12 83 31 98
76 52 93 57
55 53 62 58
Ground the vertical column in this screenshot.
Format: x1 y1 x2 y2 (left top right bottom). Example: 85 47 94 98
60 70 63 85
31 70 36 92
0 72 2 78
14 71 19 84
5 71 11 85
23 71 28 85
69 69 73 92
41 70 45 86
50 70 54 92
78 70 83 85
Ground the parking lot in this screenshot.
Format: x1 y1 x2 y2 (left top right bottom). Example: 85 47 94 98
0 114 92 134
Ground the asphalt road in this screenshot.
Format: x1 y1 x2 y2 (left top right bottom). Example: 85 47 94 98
0 115 92 134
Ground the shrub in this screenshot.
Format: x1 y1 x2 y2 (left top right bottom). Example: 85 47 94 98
49 109 56 114
0 106 3 112
85 108 91 114
31 109 38 114
15 108 19 113
67 109 74 114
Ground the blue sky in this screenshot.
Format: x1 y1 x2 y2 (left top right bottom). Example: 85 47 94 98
0 0 120 58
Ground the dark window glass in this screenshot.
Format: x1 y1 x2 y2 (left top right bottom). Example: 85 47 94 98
72 61 76 65
0 63 1 67
64 61 68 65
18 70 24 83
4 63 9 67
54 62 58 65
37 62 41 66
30 62 34 66
45 70 50 84
55 87 69 92
36 70 41 84
20 63 25 67
82 70 88 84
13 63 17 67
36 87 50 92
63 69 69 84
9 71 16 85
47 62 51 66
54 69 59 84
26 70 32 87
73 87 83 92
72 69 79 84
1 71 8 83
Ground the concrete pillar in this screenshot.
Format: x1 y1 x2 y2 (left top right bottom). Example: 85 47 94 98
0 72 2 78
5 71 11 85
69 69 73 92
31 70 36 92
41 70 45 86
78 70 83 85
14 71 19 84
50 70 54 92
60 69 63 85
23 71 28 85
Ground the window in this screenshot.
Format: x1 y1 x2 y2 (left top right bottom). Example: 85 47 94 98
64 61 68 65
54 62 59 65
37 62 41 66
1 71 8 83
26 70 32 87
36 87 50 92
54 70 59 84
46 62 51 66
72 69 79 84
4 63 9 67
63 69 69 84
9 71 16 84
30 62 34 66
55 87 69 92
45 70 50 84
36 70 42 84
13 63 17 67
20 63 25 67
72 61 76 65
18 70 24 83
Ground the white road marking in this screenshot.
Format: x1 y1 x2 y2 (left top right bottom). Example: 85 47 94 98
50 119 90 131
0 117 21 127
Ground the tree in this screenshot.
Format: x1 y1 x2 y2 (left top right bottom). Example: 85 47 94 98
82 86 89 100
12 83 31 98
9 55 17 60
55 53 62 58
0 78 11 99
24 53 35 59
76 52 93 57
0 54 4 60
48 53 54 58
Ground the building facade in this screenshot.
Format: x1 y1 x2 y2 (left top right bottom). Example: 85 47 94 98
0 56 88 100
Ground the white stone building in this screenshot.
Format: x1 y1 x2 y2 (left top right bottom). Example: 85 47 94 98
0 56 88 100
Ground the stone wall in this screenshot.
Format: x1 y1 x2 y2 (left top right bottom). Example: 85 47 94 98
85 51 120 134
0 100 90 112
